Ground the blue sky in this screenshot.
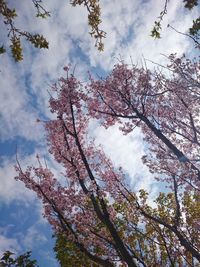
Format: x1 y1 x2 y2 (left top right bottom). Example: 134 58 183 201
0 0 199 266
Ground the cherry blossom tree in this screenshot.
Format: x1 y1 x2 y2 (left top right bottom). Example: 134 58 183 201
15 55 200 266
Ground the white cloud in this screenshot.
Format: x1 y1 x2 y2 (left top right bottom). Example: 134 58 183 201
0 57 44 141
0 156 36 204
0 0 91 132
92 123 157 193
0 145 67 205
82 0 198 69
0 235 21 255
22 226 47 250
1 0 197 142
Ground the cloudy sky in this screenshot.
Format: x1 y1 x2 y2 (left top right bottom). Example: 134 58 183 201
0 0 199 265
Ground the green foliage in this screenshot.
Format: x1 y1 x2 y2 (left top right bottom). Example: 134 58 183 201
183 0 198 9
26 34 49 49
151 0 200 47
32 0 50 19
189 16 200 36
0 1 17 19
0 0 199 61
10 37 23 62
8 32 48 62
0 250 38 267
0 45 6 54
70 0 106 51
0 0 105 62
54 233 99 267
0 0 49 62
151 22 161 38
151 0 168 39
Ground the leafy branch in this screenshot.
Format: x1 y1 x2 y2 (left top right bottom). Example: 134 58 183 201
70 0 106 51
151 0 200 49
0 250 38 267
151 0 169 39
0 0 49 61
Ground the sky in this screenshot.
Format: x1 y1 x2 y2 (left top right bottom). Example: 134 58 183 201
0 0 199 266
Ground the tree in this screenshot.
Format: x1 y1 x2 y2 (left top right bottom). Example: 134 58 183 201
0 250 38 267
15 55 200 266
53 189 200 266
54 232 99 266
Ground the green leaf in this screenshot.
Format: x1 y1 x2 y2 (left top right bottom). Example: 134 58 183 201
10 37 23 62
189 17 200 36
0 46 6 54
151 28 161 39
27 34 49 49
